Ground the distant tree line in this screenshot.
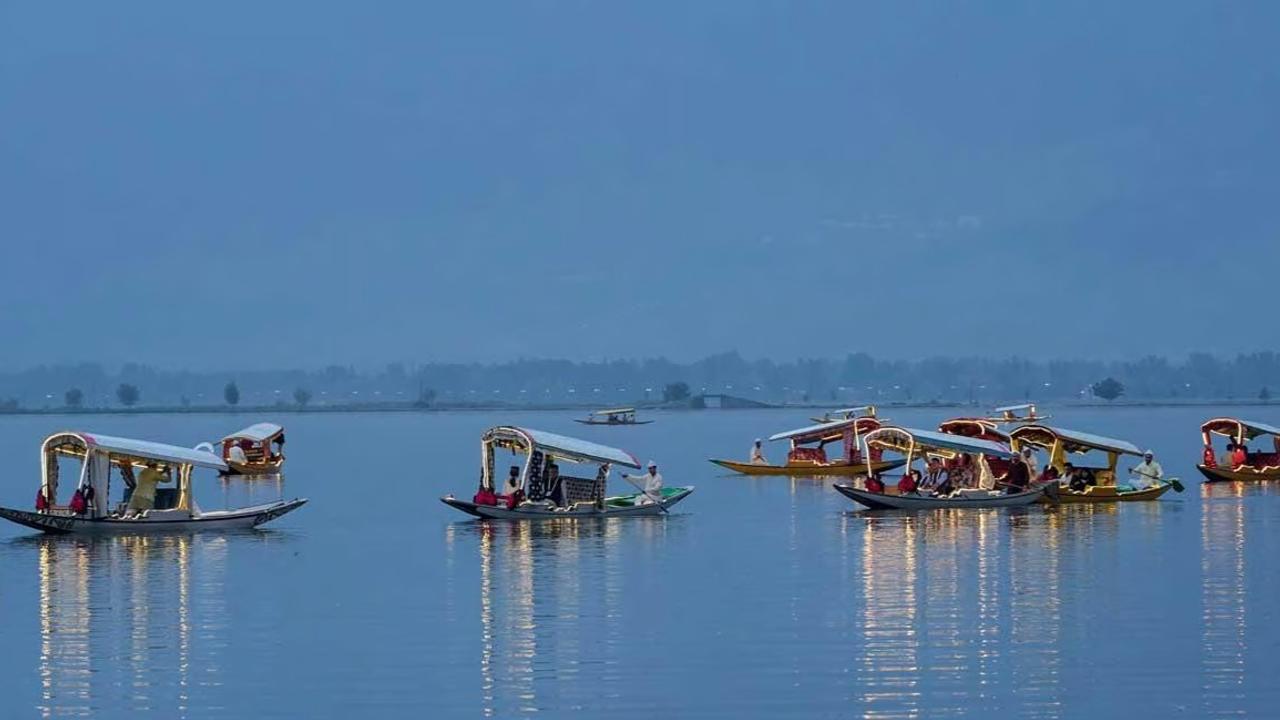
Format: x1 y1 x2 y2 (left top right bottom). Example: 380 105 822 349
1 352 1280 409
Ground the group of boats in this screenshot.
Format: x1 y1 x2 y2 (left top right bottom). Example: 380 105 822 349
711 404 1196 510
5 406 1280 533
0 423 303 535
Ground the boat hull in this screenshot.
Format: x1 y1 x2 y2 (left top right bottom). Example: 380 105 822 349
441 487 693 519
0 499 307 535
833 484 1047 510
1196 464 1280 483
708 458 905 477
1038 482 1172 503
224 458 285 475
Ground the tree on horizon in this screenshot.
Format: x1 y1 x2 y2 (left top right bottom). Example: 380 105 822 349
65 388 83 408
293 387 312 407
224 381 240 406
116 383 140 407
1091 377 1125 402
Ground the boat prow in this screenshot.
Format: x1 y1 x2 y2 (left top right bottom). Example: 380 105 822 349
442 486 694 519
833 484 1047 510
0 498 307 535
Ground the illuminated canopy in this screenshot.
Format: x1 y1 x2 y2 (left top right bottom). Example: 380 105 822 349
1200 417 1280 441
865 426 1017 459
221 423 284 443
1010 425 1142 456
769 416 881 444
483 426 641 468
45 431 228 470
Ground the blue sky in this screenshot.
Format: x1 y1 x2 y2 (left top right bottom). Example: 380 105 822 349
2 2 1277 369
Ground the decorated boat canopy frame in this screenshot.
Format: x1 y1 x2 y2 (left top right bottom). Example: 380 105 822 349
1200 417 1280 444
1008 425 1142 457
43 431 228 471
481 426 640 468
938 417 1009 443
769 416 882 445
863 426 1017 460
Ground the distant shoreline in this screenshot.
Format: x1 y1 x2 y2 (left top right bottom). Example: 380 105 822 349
0 398 1275 417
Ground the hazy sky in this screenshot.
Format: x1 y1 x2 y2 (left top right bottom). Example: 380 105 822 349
3 2 1278 370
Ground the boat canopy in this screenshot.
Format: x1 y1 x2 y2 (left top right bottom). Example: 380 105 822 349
221 422 284 444
483 426 640 468
994 403 1035 414
769 416 881 444
1200 417 1280 442
938 417 1009 442
865 426 1017 459
46 431 228 470
592 407 635 416
1009 425 1142 456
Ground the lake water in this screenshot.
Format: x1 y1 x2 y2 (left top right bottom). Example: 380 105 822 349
0 406 1277 718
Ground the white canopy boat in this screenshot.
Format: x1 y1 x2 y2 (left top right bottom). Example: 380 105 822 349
833 426 1050 510
209 422 286 475
0 431 306 535
441 426 693 518
573 408 653 425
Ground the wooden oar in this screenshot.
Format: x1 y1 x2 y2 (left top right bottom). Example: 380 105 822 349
621 473 669 514
1129 468 1184 493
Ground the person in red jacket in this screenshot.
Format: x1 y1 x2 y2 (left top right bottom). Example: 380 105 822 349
897 471 918 495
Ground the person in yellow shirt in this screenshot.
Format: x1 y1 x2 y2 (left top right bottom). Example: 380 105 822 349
126 462 169 516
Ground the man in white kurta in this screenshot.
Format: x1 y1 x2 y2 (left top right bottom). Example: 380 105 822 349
1129 451 1164 489
624 462 664 504
750 440 768 465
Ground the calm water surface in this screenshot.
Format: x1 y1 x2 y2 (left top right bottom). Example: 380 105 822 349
0 407 1277 718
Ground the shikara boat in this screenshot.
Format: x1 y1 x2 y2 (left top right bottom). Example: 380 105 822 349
833 426 1048 509
1196 417 1280 482
810 405 878 424
441 426 692 518
708 416 905 477
1009 424 1180 502
213 422 285 475
0 431 306 535
573 407 653 426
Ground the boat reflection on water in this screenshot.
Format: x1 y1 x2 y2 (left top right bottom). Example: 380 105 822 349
444 518 678 717
29 533 247 718
841 509 1066 718
1198 482 1277 716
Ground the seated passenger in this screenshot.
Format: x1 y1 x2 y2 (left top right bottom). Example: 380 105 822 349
501 465 523 507
897 471 919 495
1232 444 1247 468
546 463 564 506
1202 445 1216 468
865 475 885 493
1003 455 1030 495
750 439 768 465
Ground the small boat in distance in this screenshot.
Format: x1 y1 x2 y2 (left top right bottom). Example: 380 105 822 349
833 425 1049 510
1196 418 1280 482
211 422 285 475
1009 424 1180 502
709 416 905 477
573 408 653 426
441 426 692 518
991 403 1047 423
810 405 878 424
0 431 306 535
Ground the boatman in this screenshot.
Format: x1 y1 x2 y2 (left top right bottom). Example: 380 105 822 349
1129 450 1164 489
623 461 664 505
126 461 170 516
750 439 768 465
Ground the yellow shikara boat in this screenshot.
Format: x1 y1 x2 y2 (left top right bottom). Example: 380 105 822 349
1009 425 1180 503
1196 417 1280 483
809 405 878 425
709 416 905 477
